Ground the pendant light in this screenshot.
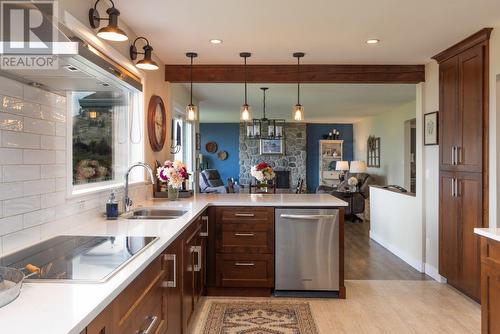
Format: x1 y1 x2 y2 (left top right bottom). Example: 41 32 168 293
89 0 128 42
240 52 252 122
185 52 198 122
293 52 305 121
130 37 159 70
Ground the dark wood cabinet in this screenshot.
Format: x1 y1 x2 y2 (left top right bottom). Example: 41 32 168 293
480 237 500 334
434 28 491 302
85 304 113 334
163 239 182 334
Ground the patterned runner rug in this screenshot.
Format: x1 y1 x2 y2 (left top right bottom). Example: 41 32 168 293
201 301 319 334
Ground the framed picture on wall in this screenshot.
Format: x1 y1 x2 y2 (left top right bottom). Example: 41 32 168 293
424 111 439 145
259 139 284 155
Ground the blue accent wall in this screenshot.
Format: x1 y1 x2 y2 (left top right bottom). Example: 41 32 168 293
199 123 240 182
306 124 354 193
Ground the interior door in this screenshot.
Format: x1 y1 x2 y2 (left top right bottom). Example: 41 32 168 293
457 172 483 301
439 171 460 283
439 56 460 171
457 44 484 173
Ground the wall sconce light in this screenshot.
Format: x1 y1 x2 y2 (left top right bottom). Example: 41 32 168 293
89 0 128 42
130 37 159 71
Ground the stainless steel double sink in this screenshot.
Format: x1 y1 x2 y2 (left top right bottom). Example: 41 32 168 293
125 208 188 220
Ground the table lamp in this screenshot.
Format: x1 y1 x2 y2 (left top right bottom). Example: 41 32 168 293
335 161 349 181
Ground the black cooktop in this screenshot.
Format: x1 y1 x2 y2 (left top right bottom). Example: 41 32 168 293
0 235 157 282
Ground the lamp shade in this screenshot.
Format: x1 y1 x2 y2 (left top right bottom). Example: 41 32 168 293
350 160 367 173
335 161 349 171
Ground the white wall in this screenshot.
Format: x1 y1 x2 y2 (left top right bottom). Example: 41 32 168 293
353 101 416 186
370 187 423 271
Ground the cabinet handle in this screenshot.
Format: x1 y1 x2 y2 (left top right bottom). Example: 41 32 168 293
192 246 202 272
234 233 255 237
161 254 176 288
200 216 209 237
138 315 159 334
451 147 455 165
235 213 255 217
451 178 455 197
456 146 461 164
235 262 255 266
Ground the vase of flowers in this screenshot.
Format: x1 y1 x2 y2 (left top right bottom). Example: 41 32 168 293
156 160 188 201
251 162 275 191
347 176 358 192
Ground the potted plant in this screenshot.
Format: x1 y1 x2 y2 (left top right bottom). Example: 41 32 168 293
156 160 188 201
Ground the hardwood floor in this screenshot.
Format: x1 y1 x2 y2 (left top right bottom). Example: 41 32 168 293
191 281 480 334
345 219 430 280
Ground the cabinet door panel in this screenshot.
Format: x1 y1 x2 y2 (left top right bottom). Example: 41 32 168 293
458 173 482 301
458 45 484 172
439 172 459 282
164 240 182 334
439 56 460 170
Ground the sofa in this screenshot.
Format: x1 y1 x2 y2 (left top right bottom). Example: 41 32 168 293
316 173 374 219
199 169 241 194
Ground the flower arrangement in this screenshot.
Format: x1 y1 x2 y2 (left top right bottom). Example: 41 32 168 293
156 160 188 189
347 176 358 186
250 162 275 183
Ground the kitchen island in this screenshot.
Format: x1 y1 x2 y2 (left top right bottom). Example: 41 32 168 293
0 193 347 334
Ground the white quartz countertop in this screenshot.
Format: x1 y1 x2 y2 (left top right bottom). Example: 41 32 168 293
474 228 500 242
0 193 346 334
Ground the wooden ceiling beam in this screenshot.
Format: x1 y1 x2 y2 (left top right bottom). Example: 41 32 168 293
164 64 425 84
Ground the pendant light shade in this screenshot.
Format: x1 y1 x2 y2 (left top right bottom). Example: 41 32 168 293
292 52 305 121
185 52 198 122
89 0 128 42
240 52 253 122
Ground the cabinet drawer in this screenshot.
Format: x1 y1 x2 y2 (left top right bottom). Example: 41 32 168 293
216 254 274 288
217 207 274 224
216 223 273 254
482 238 500 265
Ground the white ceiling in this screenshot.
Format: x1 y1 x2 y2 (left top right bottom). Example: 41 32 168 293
187 83 416 123
115 0 500 64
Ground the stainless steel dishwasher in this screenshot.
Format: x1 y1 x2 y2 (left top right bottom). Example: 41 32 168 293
275 208 339 296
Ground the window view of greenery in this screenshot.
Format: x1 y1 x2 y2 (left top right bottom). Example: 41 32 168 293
72 91 126 185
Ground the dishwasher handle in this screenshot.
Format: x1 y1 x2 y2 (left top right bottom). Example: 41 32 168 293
280 214 336 220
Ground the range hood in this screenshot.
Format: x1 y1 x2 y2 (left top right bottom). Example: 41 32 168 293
0 25 142 94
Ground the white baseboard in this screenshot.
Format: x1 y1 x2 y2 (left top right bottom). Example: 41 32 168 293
424 263 447 283
369 231 424 272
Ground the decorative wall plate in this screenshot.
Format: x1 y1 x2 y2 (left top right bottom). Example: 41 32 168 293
206 141 218 153
217 150 228 160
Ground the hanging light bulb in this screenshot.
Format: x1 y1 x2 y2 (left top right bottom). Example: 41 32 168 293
240 52 252 122
185 52 198 122
292 52 305 121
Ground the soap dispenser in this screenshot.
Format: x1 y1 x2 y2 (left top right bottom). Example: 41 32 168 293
106 191 118 220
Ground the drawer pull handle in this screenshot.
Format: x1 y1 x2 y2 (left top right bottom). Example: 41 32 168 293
235 262 255 266
234 233 255 237
280 214 335 220
138 315 158 334
235 213 255 217
200 215 209 237
162 254 176 288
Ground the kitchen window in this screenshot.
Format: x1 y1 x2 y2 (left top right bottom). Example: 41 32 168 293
68 83 143 195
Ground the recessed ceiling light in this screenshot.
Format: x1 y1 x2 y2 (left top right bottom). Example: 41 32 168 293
210 39 223 45
366 39 380 44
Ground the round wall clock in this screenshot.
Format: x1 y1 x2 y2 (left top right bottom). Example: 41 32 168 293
147 95 166 152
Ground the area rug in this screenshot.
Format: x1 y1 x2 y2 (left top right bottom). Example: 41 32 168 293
201 301 319 334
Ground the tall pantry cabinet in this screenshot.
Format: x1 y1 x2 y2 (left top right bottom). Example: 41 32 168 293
433 28 491 302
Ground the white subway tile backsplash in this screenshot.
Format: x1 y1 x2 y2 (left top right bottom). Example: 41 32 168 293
2 225 41 254
55 150 65 164
23 85 63 107
0 148 23 164
23 117 55 135
0 215 23 235
4 195 41 216
0 112 23 131
23 207 56 228
55 177 66 191
23 149 56 164
41 164 65 178
55 122 66 136
0 76 23 99
0 182 23 200
23 179 55 196
3 165 40 182
0 96 41 119
2 130 40 148
41 135 65 150
40 191 65 208
41 105 66 123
